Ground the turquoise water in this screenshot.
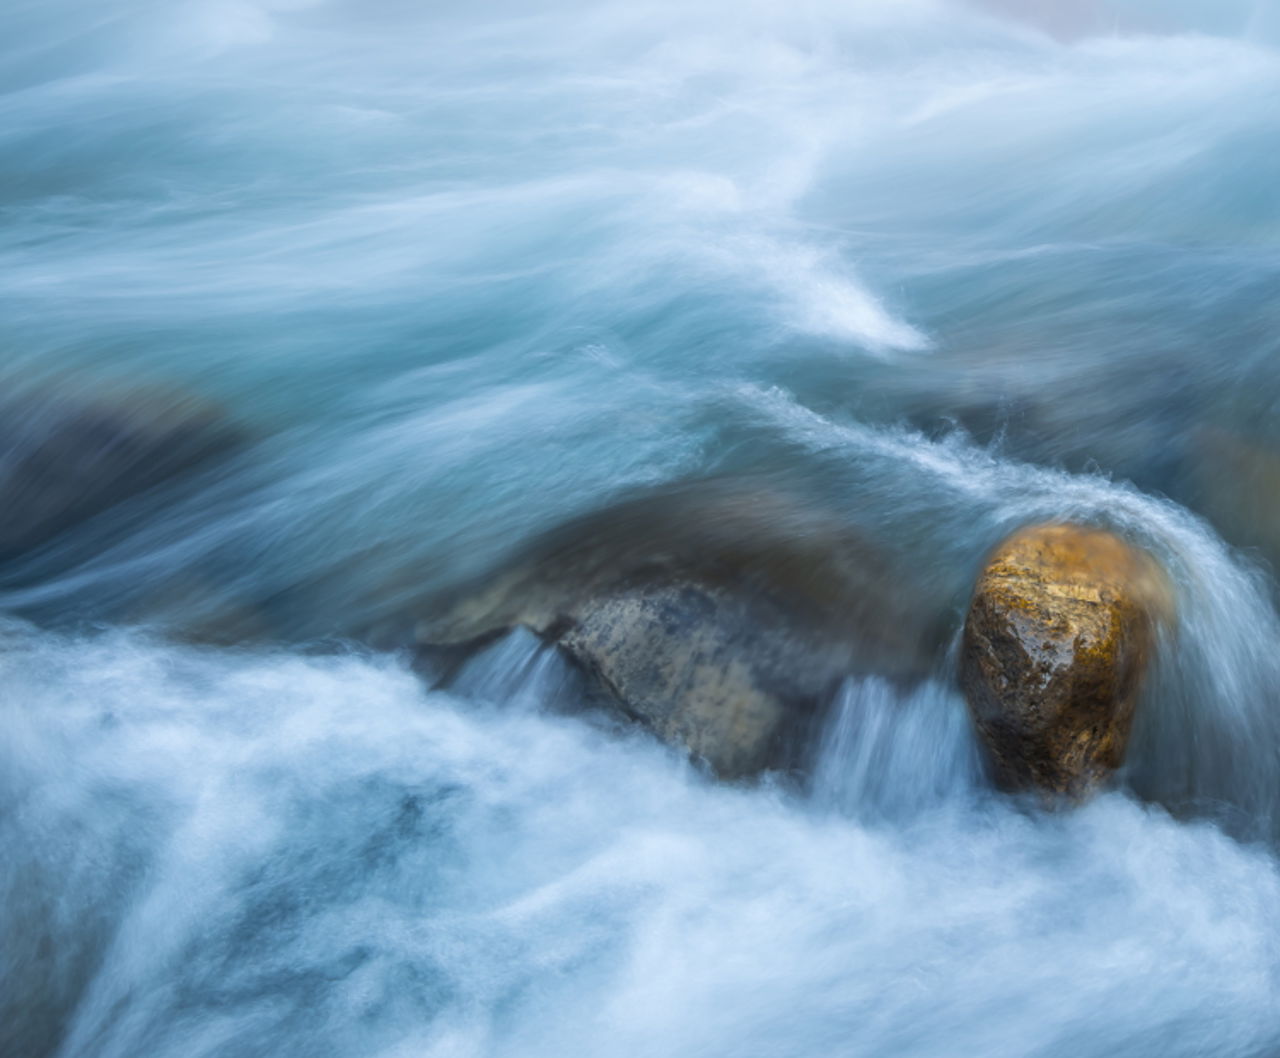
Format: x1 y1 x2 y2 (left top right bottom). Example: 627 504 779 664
4 1 1280 1055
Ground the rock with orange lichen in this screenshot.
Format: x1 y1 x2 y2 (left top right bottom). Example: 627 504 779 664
961 524 1173 799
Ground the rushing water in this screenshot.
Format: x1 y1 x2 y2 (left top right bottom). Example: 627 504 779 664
4 1 1280 1055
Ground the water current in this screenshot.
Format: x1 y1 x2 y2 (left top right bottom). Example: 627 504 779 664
3 1 1280 1055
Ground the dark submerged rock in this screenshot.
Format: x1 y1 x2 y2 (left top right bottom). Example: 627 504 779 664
1189 425 1280 572
960 523 1173 799
0 383 242 565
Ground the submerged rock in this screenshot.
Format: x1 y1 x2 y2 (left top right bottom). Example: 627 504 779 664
416 478 946 777
0 382 242 564
1189 425 1280 571
961 524 1173 798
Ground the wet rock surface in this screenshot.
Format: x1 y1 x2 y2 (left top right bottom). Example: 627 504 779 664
560 582 818 778
417 478 948 776
961 523 1173 798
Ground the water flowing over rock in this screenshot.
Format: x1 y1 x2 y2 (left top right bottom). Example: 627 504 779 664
7 0 1280 1053
1190 425 1280 571
961 524 1174 799
417 479 947 776
0 383 242 565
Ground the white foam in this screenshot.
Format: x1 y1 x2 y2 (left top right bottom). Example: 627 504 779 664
2 627 1279 1057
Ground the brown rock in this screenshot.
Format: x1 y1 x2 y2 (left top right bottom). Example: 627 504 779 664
960 524 1173 798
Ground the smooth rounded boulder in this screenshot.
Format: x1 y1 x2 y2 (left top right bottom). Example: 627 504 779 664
960 523 1173 798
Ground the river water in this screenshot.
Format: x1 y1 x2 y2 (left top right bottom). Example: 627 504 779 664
3 1 1280 1055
